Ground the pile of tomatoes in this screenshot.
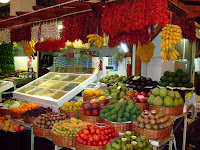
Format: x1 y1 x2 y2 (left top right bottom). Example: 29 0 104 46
76 123 119 146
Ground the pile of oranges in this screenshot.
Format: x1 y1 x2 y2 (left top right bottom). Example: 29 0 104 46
11 103 38 113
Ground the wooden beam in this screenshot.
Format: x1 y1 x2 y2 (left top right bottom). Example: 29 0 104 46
187 11 200 18
16 12 30 16
150 24 163 42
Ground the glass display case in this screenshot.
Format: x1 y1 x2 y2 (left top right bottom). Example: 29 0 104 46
13 72 97 111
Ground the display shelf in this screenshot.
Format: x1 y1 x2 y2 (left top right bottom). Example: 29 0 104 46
157 85 195 91
13 72 97 112
149 135 174 147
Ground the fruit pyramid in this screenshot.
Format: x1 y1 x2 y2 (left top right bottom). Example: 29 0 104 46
106 131 153 150
100 99 142 122
132 110 173 130
148 87 184 107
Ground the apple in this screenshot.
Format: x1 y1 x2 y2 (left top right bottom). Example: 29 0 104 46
126 91 134 98
83 103 92 110
139 98 146 103
124 96 132 100
79 108 85 115
140 91 147 97
132 97 139 103
92 109 99 116
101 99 108 104
91 102 99 109
84 110 92 116
99 104 106 111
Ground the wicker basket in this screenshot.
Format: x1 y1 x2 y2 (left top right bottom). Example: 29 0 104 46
132 125 172 140
76 142 106 150
11 112 22 119
0 108 11 115
52 132 76 147
136 103 149 111
33 126 52 138
23 116 37 124
79 114 103 123
103 120 131 133
60 110 78 118
149 105 183 116
83 95 96 101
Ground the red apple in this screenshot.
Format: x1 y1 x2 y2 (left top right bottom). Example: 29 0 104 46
83 103 92 110
84 110 92 116
140 91 147 97
79 108 85 115
132 97 139 103
91 102 99 109
126 91 134 97
92 109 99 116
99 104 106 111
14 127 20 132
101 99 108 104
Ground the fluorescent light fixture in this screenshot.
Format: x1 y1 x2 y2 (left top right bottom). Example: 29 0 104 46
120 43 129 53
0 0 10 3
58 24 63 30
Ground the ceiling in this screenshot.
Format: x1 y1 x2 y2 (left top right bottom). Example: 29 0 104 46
0 0 199 29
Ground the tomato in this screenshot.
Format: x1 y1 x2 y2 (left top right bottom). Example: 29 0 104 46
110 127 115 132
89 137 94 142
100 135 105 141
82 140 88 145
90 128 95 134
100 128 104 131
88 134 92 137
100 130 104 135
108 133 112 137
83 135 89 141
93 141 98 146
83 129 90 135
98 141 103 146
96 129 100 134
104 130 109 135
105 135 109 140
93 135 100 142
103 140 108 145
108 129 112 133
88 142 92 146
78 132 82 136
80 133 86 139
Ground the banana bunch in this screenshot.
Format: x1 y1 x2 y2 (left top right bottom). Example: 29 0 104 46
160 24 182 61
86 34 104 48
21 40 36 57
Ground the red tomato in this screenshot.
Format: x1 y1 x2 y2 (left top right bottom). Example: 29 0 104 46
100 135 105 141
83 135 89 141
89 137 94 142
98 141 103 146
100 128 104 131
108 129 112 133
93 141 98 146
80 133 86 139
78 132 82 136
90 128 95 134
82 140 88 145
88 134 92 137
83 129 90 135
88 142 92 146
108 133 112 137
111 127 115 132
100 131 104 135
105 135 109 140
104 130 109 135
93 135 100 142
96 129 100 134
103 140 108 145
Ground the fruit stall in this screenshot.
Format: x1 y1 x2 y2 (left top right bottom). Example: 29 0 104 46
0 0 200 150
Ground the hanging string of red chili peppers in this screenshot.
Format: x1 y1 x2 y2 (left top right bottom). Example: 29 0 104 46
172 14 196 43
34 38 65 52
101 0 169 47
10 25 31 43
61 11 102 43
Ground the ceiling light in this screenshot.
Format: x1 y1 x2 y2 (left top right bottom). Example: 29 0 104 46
120 43 129 53
58 25 63 30
0 0 10 3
